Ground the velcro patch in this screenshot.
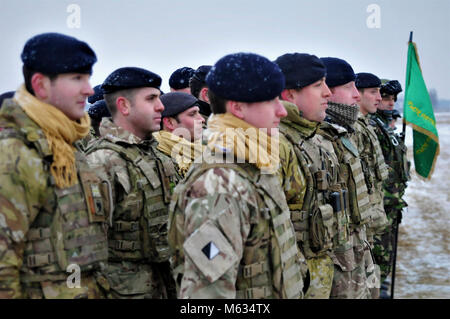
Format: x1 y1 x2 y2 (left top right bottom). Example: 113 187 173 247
184 220 238 283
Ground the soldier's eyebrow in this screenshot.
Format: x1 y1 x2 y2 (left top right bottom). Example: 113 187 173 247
146 93 160 100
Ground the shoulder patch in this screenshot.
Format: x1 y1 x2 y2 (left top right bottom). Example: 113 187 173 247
183 220 238 283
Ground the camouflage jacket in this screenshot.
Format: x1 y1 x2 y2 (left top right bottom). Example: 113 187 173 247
318 121 371 229
85 118 181 298
370 112 410 209
168 149 304 299
279 101 350 258
0 99 109 299
352 113 389 234
317 121 372 299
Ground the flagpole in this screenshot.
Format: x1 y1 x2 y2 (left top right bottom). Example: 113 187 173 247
391 31 414 299
402 31 413 142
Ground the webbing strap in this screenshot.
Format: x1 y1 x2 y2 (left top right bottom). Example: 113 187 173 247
109 239 141 251
27 252 56 268
236 286 272 299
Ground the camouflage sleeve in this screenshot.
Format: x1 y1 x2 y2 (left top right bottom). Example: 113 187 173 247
179 167 257 298
0 138 49 298
278 135 306 211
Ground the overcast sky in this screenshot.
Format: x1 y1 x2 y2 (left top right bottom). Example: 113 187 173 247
0 0 449 100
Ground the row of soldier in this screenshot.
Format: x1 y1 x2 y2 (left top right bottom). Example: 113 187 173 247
0 32 409 299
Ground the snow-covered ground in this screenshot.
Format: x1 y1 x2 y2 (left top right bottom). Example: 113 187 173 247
395 112 450 299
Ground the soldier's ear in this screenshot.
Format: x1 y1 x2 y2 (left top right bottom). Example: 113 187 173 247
116 96 131 116
31 73 51 101
200 87 210 103
227 101 245 120
162 117 177 131
280 89 294 103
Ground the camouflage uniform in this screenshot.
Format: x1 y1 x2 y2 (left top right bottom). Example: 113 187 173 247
317 121 374 299
78 127 97 152
85 118 181 299
370 111 410 282
153 130 204 178
0 99 109 299
278 101 350 298
168 147 304 299
352 112 390 298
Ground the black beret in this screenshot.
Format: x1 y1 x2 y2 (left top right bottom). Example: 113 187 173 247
380 80 403 96
206 52 285 103
191 65 212 84
21 32 97 75
355 72 381 89
88 84 104 104
87 100 111 121
169 67 195 89
101 67 162 94
275 53 326 89
160 92 199 118
320 57 356 88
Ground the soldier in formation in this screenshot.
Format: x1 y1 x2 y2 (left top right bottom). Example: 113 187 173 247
317 57 375 298
371 79 410 298
168 52 305 299
84 67 181 298
153 92 205 176
0 32 109 299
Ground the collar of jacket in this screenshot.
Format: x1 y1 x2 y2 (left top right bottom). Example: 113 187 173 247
357 111 370 124
373 111 390 125
99 117 153 146
319 120 349 136
280 100 319 138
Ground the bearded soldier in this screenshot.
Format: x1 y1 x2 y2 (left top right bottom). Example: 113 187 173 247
275 53 351 298
85 67 181 298
370 79 410 298
0 33 109 298
168 52 304 299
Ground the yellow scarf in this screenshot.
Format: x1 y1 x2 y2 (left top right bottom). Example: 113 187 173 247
153 130 204 175
14 84 91 188
206 113 280 174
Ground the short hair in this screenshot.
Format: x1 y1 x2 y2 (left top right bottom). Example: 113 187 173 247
23 65 57 95
207 90 227 115
189 76 207 98
104 88 139 118
160 114 181 130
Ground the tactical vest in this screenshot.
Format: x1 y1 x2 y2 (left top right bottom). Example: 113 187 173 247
169 159 304 299
355 118 389 194
85 139 178 263
279 124 350 258
371 115 410 186
0 102 109 284
354 118 390 233
318 124 372 228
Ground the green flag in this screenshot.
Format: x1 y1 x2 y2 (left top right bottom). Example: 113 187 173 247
403 35 439 179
